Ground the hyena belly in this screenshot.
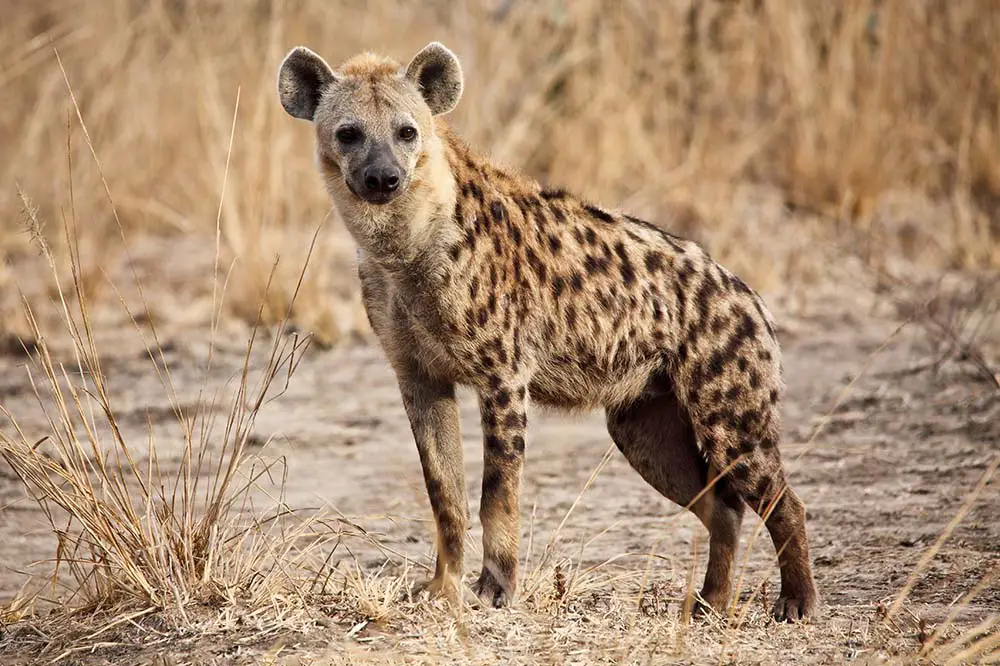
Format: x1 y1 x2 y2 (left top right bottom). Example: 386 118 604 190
528 347 664 411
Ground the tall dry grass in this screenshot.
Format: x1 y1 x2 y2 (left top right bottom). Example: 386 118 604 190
0 60 337 658
0 4 997 662
0 173 327 629
1 0 999 343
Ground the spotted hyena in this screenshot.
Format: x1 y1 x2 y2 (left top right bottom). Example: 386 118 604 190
278 42 818 620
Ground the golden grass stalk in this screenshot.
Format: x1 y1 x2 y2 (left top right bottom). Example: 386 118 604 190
0 54 330 645
2 189 323 624
3 1 1000 343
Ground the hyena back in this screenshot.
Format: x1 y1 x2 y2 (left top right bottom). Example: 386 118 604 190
278 42 818 621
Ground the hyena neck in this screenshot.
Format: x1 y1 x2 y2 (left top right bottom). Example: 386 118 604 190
440 124 533 204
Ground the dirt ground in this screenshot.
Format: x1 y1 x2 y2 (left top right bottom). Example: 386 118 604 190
0 245 997 665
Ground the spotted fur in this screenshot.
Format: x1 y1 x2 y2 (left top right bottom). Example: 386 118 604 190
279 42 818 620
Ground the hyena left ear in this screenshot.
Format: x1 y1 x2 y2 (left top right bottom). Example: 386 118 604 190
405 42 463 116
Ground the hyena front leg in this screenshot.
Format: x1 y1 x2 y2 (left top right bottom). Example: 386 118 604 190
397 368 468 606
474 380 527 608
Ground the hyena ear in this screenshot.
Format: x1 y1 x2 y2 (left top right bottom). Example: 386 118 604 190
405 42 463 116
278 47 337 121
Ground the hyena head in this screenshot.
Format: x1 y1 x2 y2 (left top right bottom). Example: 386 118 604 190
278 42 462 252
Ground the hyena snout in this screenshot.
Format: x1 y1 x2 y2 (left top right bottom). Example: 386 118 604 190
362 162 401 196
350 145 405 204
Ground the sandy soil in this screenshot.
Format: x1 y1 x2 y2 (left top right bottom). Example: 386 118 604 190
0 269 997 664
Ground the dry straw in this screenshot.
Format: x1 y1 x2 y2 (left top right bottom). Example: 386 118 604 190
0 1 998 663
0 55 335 661
1 1 999 339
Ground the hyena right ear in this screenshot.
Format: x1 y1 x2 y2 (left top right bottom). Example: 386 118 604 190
278 47 337 121
405 42 463 116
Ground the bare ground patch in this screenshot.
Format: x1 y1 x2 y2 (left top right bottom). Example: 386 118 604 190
0 283 995 665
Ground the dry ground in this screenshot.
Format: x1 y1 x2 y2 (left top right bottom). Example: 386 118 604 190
0 235 996 665
2 3 999 663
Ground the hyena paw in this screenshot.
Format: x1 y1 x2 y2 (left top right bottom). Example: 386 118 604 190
690 587 731 619
772 587 818 622
473 566 514 608
411 573 462 606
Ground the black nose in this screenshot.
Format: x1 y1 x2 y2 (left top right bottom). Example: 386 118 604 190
363 165 401 194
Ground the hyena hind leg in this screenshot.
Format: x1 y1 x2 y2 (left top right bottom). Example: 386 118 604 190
606 393 745 615
693 407 819 621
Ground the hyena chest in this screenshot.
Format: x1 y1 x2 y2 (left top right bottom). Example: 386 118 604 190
402 287 519 384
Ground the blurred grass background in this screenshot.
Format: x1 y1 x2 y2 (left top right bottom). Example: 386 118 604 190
2 0 998 346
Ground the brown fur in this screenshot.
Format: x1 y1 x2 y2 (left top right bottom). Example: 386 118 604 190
279 43 819 620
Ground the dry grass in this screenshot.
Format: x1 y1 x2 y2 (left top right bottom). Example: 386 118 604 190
0 1 998 664
1 0 999 342
250 455 999 666
0 184 333 653
0 54 338 659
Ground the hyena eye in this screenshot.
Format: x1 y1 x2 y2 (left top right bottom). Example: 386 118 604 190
336 126 362 144
398 126 417 142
